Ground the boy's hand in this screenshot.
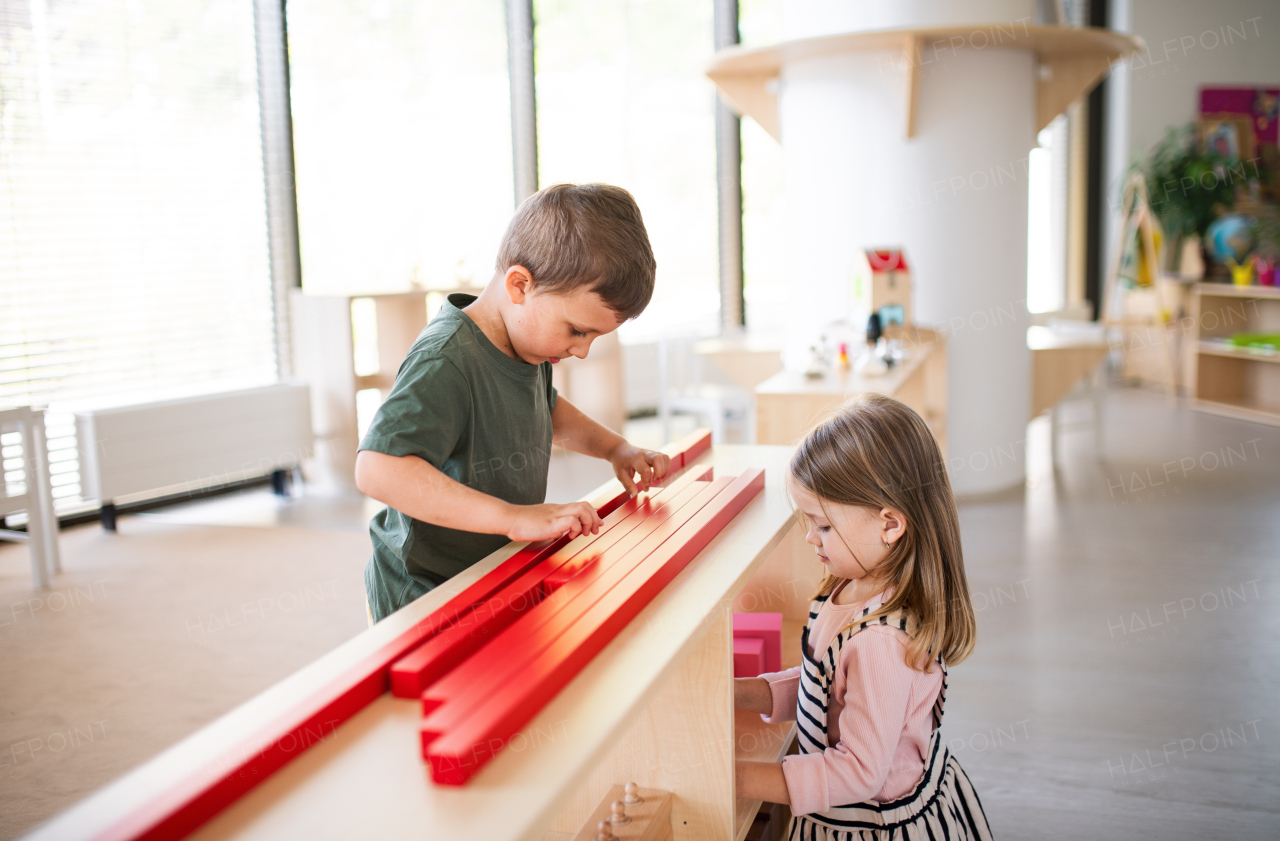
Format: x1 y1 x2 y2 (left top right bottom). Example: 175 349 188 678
506 502 602 542
607 442 672 497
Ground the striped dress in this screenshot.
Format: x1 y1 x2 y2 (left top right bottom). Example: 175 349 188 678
788 594 993 841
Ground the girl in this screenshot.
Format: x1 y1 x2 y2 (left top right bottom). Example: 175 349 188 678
735 393 993 839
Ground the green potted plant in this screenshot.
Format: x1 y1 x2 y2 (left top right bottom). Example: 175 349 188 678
1134 124 1242 278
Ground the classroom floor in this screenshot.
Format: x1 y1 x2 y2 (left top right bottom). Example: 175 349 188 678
1 390 1276 839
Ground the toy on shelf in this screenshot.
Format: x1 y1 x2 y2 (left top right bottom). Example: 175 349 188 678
855 312 889 377
570 784 674 841
733 637 766 677
1226 257 1255 286
1227 333 1280 354
732 612 782 678
1253 254 1275 286
851 248 912 330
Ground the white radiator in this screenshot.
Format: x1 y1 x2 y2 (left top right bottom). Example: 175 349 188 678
75 383 313 509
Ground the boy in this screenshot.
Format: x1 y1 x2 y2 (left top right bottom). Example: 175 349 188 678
355 183 672 622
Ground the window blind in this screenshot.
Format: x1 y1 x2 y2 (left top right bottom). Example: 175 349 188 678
0 0 280 512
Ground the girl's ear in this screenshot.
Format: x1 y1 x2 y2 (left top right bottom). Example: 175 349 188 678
879 507 907 545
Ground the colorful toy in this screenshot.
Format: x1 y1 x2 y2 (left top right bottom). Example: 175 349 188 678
1226 256 1255 286
850 248 912 329
732 612 782 676
733 637 766 678
1253 254 1276 286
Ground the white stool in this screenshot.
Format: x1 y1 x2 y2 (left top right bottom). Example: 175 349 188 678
0 405 62 589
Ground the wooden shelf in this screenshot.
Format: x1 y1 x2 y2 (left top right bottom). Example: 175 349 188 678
1197 340 1280 364
1190 286 1280 426
1193 396 1280 428
731 618 803 841
1194 283 1280 300
707 24 1142 140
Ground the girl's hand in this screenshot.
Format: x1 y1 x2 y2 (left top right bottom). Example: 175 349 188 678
505 502 602 542
607 442 672 496
734 677 773 715
735 760 791 805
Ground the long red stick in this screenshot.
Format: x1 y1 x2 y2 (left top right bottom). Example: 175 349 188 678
424 468 764 784
387 469 712 697
418 478 729 724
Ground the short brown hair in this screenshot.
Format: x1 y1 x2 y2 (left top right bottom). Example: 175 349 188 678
790 394 976 670
495 183 656 320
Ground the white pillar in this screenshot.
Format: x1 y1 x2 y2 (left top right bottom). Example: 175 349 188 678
779 2 1038 493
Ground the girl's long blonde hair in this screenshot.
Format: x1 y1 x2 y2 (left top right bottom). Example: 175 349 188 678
790 393 976 670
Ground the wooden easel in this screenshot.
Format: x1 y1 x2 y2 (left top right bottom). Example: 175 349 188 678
1101 173 1179 397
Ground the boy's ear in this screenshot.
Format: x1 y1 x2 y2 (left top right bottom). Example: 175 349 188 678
504 265 534 304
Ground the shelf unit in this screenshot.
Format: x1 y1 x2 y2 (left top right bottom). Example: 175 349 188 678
1190 284 1280 426
706 24 1142 140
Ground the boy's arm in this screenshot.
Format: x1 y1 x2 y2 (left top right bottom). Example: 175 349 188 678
550 396 672 496
354 450 601 541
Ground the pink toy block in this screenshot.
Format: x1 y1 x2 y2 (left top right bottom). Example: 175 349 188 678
733 612 782 674
733 636 765 678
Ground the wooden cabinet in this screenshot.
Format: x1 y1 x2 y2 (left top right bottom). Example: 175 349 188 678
1190 284 1280 426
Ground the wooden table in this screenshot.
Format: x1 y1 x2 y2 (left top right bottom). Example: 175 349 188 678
753 330 947 454
693 333 784 391
27 446 818 841
1027 325 1110 417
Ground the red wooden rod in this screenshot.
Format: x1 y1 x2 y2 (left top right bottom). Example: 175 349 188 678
388 497 647 698
387 470 712 698
418 478 726 719
418 477 730 734
424 468 765 784
404 429 706 645
668 428 712 468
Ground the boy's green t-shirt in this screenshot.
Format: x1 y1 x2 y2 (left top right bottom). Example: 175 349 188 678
360 293 557 620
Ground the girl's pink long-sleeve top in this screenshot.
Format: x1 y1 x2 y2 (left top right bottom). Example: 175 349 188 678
757 586 943 816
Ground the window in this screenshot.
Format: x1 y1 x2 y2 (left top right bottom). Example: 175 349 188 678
1027 116 1069 314
739 0 784 333
534 0 719 340
286 0 514 296
0 0 278 510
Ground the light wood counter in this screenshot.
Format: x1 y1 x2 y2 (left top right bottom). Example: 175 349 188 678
754 332 947 454
1027 325 1110 417
27 446 819 841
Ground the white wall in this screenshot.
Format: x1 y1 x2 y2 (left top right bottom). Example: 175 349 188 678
1123 0 1275 163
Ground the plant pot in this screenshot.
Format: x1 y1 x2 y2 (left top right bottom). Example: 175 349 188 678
1178 235 1206 280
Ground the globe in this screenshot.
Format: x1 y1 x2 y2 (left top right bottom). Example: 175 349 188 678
1206 215 1257 265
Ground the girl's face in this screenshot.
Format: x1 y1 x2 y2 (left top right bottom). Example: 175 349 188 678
788 479 906 584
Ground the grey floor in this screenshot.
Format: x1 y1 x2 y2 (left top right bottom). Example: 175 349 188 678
944 388 1279 838
1 393 1276 839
